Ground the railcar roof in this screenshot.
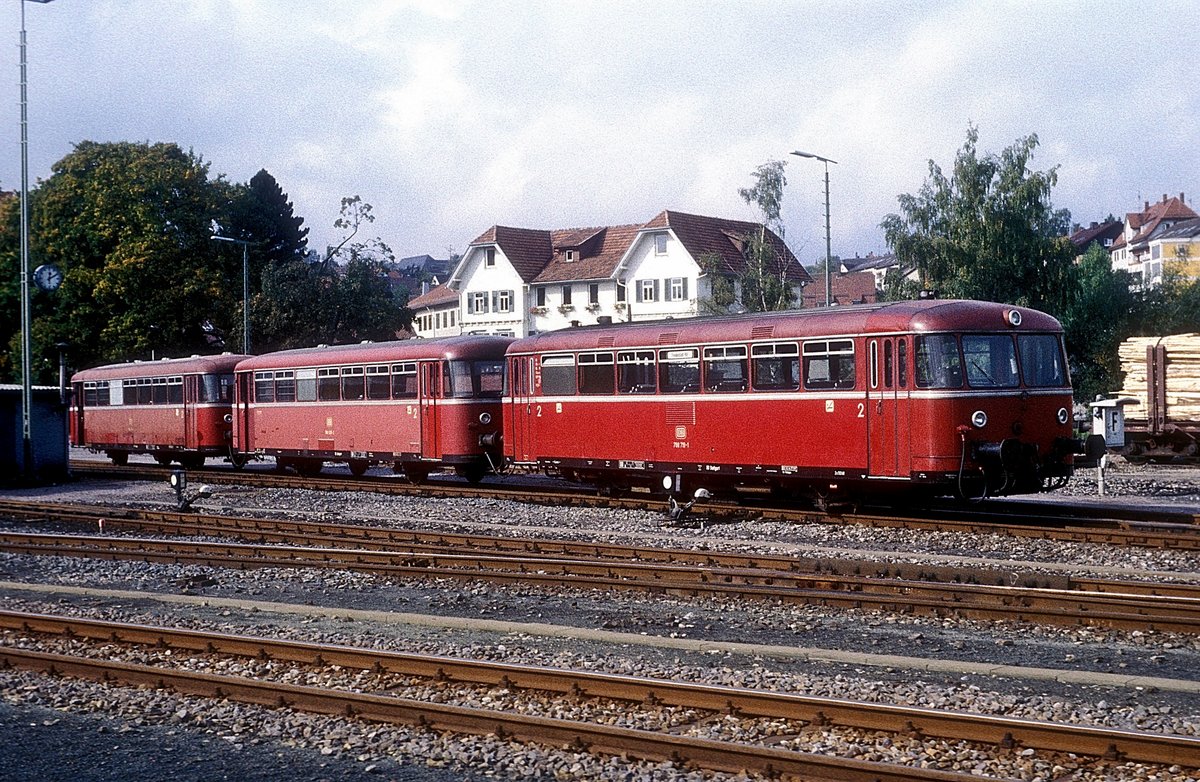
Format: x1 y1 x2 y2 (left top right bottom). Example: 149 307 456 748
235 336 514 371
72 353 252 382
508 300 1062 353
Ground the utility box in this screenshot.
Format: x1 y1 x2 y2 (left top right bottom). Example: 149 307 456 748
1089 397 1139 448
0 384 70 483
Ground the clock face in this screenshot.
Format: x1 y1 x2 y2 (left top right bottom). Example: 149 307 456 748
34 264 62 291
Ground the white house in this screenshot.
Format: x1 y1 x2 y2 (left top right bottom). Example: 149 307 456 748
409 210 810 339
1110 193 1198 288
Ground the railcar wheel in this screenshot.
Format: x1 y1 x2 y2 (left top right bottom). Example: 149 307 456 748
108 451 129 467
154 455 173 467
296 459 324 477
455 463 487 484
348 459 369 477
179 454 205 470
402 463 431 484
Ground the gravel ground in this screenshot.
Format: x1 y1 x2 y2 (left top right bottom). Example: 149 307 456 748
0 458 1198 781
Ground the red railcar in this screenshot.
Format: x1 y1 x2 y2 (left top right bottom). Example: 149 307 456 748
70 354 251 467
503 300 1076 501
233 337 511 481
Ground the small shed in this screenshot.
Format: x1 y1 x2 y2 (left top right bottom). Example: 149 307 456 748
0 384 70 483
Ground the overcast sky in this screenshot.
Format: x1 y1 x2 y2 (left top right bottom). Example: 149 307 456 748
2 0 1197 266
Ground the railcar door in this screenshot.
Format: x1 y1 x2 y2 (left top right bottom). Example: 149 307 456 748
184 375 199 449
506 355 534 463
419 361 441 458
866 337 911 479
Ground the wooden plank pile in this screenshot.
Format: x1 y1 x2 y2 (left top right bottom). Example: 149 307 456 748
1116 334 1200 421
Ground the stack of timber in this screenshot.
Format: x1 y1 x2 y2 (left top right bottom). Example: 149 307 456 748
1116 334 1200 421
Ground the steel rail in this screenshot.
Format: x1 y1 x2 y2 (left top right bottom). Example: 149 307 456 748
68 461 1200 548
0 646 976 782
2 498 1197 597
4 610 1198 768
3 531 1199 634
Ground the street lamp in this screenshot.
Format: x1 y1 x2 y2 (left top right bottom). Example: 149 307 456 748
790 150 838 307
210 235 252 353
18 0 56 479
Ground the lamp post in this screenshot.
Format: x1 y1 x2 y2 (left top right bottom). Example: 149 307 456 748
18 0 55 479
210 235 252 353
790 150 837 307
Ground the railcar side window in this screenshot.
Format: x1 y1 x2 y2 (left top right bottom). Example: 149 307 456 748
108 380 124 406
540 355 577 395
914 335 963 388
963 335 1019 388
275 371 296 402
898 341 908 388
578 352 616 395
391 363 418 398
254 371 276 403
366 365 390 400
802 340 855 390
296 369 317 402
168 377 184 404
1018 334 1068 387
752 343 800 391
137 378 153 405
659 348 700 393
617 350 656 394
703 346 747 392
318 368 340 401
152 377 169 405
341 367 366 401
83 381 98 406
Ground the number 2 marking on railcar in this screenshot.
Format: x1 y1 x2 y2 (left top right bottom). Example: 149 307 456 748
536 405 543 417
857 402 865 418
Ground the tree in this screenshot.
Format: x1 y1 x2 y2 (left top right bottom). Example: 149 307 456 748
880 126 1076 313
0 141 235 379
1059 243 1136 402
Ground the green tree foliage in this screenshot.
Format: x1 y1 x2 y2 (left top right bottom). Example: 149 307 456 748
1059 243 1136 402
880 126 1077 313
737 159 797 312
0 141 236 379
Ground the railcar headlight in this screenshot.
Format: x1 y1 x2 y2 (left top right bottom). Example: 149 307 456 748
478 412 492 425
1057 407 1069 425
971 410 988 429
1005 309 1023 327
224 414 233 424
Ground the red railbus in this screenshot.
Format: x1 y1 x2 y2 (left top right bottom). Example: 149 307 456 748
503 300 1076 502
233 337 510 481
71 354 251 467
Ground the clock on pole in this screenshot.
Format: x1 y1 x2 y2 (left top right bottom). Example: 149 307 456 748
33 263 62 291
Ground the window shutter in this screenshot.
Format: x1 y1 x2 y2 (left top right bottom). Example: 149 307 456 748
467 296 474 315
682 278 688 300
636 281 643 303
654 280 661 301
491 291 498 312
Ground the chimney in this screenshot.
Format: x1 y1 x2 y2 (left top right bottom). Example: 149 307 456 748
1145 201 1150 211
1089 222 1098 229
1163 193 1168 203
1182 192 1186 204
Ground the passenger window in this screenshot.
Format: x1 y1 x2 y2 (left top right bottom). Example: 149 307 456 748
898 341 908 388
703 346 747 392
341 367 366 401
391 363 418 399
318 368 340 401
275 370 296 402
296 369 318 402
658 348 700 393
617 351 656 394
254 371 275 403
578 352 615 395
751 343 799 391
366 366 390 400
884 341 893 389
540 355 577 395
803 340 855 390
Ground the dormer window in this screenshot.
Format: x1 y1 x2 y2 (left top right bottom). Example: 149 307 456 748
484 247 496 268
565 249 576 262
654 234 668 255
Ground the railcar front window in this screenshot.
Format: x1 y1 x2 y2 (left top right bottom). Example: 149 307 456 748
1018 334 1068 387
446 360 506 398
963 335 1019 388
914 335 963 388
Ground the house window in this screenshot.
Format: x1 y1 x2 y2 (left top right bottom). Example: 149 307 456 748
565 249 576 261
616 281 627 303
469 291 489 314
668 277 687 301
561 285 573 305
484 247 496 267
588 283 599 305
654 234 668 255
496 290 513 313
638 279 658 302
535 287 546 307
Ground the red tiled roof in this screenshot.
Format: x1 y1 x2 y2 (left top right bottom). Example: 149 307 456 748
1069 221 1123 250
1111 195 1198 251
534 224 643 283
407 283 459 310
649 210 811 284
801 271 878 308
468 225 554 283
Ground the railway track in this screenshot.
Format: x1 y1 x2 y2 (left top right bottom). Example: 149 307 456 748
3 609 1197 779
69 460 1200 549
3 500 1199 634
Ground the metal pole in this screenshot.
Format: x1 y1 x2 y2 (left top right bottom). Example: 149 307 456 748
822 161 832 308
19 0 33 477
789 150 838 308
242 242 249 353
